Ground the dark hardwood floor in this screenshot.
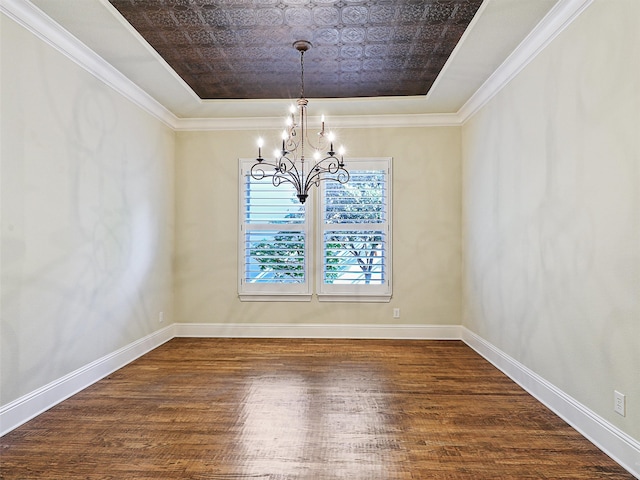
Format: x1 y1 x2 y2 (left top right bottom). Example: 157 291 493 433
0 338 634 479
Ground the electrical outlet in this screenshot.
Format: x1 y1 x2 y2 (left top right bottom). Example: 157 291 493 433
393 308 400 319
614 391 625 417
159 311 164 323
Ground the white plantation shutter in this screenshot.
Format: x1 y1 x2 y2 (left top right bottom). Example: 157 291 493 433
238 159 311 301
318 158 392 302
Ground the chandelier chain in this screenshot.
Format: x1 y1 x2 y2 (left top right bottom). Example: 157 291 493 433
300 50 305 99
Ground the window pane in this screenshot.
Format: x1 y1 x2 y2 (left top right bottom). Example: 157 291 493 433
323 230 386 285
245 175 305 224
324 170 386 224
245 231 306 284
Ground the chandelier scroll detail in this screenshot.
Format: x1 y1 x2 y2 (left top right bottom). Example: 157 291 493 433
251 40 349 204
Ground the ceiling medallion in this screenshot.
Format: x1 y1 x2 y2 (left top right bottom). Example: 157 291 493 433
251 40 349 204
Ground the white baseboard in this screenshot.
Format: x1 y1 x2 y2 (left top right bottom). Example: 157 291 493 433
173 322 462 340
2 322 638 478
461 327 640 479
0 324 175 436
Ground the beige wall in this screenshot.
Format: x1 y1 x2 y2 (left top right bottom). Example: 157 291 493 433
0 17 175 405
174 127 462 327
462 0 640 440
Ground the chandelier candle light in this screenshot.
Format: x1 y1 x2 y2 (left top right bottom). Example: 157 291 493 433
251 40 349 204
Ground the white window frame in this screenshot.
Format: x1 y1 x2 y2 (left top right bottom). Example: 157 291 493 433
238 158 312 302
238 157 392 302
316 157 392 303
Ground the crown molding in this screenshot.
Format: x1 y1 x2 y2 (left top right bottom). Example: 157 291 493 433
96 0 202 104
424 0 491 106
174 112 463 131
457 0 595 123
0 0 179 129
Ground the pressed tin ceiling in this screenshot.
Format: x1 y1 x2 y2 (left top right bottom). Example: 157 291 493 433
107 0 484 100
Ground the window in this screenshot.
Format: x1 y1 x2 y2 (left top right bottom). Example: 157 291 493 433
318 159 392 302
238 161 312 301
239 158 391 302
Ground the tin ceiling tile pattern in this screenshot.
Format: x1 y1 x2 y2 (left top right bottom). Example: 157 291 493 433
109 0 483 100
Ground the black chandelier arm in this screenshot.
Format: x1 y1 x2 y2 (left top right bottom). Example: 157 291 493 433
309 154 347 176
277 155 304 193
250 156 304 194
250 163 271 181
271 172 297 190
303 155 350 190
305 168 350 191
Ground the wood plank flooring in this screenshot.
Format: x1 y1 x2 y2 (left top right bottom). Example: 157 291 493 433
0 338 634 479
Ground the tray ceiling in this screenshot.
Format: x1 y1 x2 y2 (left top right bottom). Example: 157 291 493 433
108 0 483 100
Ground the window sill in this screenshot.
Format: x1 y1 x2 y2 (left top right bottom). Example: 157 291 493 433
317 293 392 303
239 294 313 302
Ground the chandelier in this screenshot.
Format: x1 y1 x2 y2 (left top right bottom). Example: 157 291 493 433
251 40 349 204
